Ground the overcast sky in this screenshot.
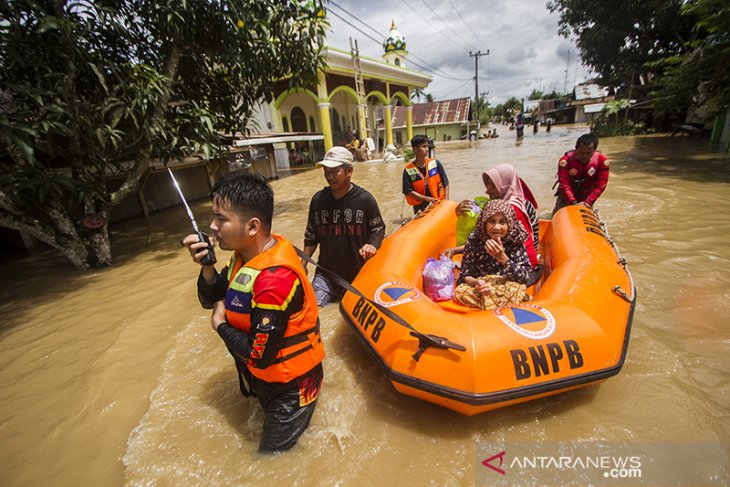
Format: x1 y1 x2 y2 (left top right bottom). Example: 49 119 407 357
324 0 595 105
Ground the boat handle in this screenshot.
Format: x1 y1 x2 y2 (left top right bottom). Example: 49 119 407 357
410 331 467 362
612 285 631 303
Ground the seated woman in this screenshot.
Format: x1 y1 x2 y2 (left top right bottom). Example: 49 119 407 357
453 200 531 310
449 164 539 268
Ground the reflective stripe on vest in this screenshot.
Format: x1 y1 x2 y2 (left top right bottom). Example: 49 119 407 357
405 159 445 206
224 235 325 383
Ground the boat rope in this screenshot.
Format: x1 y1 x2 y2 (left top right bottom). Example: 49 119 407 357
294 246 467 361
594 208 636 302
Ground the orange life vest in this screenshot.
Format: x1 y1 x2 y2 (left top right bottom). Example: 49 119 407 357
224 235 324 383
404 158 446 206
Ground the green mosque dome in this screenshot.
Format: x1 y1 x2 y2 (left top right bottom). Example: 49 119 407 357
383 20 406 53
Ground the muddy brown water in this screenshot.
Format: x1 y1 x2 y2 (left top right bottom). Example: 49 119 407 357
1 127 729 486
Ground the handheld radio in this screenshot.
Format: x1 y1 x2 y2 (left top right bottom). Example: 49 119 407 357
167 168 217 266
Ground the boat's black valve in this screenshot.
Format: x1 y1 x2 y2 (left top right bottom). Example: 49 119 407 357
410 331 466 362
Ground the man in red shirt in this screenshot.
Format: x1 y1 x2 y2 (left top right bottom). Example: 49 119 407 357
552 133 610 215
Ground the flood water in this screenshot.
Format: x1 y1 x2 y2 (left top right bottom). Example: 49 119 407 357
1 126 729 486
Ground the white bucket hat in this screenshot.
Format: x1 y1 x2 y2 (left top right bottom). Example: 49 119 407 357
316 146 354 168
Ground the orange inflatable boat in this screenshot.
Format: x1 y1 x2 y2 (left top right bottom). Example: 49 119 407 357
339 200 635 416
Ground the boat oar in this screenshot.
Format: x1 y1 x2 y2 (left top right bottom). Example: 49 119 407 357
295 247 466 361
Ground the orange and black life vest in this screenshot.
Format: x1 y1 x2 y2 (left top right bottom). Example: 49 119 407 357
404 158 446 206
224 234 324 383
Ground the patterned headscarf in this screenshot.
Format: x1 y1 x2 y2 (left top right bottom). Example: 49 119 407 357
461 199 530 282
472 199 528 246
483 164 528 215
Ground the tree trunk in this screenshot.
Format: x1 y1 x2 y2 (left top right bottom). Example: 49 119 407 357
90 210 112 267
624 71 635 128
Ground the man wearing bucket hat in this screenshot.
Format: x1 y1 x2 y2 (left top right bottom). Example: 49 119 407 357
302 146 386 306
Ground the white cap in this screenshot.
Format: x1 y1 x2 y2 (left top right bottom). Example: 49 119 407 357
316 146 354 168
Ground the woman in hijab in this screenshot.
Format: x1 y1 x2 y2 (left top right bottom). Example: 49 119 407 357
470 164 539 268
453 199 532 309
458 199 531 285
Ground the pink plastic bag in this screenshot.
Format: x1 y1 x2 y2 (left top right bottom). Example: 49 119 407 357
422 256 454 302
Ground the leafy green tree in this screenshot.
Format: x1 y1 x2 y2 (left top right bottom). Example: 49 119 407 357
542 90 566 100
471 94 492 125
528 89 544 100
0 0 326 269
547 0 695 95
651 0 730 114
492 97 523 120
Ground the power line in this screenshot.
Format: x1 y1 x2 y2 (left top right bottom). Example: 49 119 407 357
328 3 445 76
421 0 477 52
445 0 489 51
326 6 471 82
399 0 472 53
328 1 470 81
434 78 473 100
328 1 383 41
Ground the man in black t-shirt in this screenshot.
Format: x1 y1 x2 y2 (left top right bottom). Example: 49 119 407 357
302 146 386 306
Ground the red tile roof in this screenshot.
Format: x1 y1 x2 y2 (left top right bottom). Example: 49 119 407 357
392 97 472 128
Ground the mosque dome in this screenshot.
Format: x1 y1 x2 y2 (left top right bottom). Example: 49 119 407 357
383 20 406 53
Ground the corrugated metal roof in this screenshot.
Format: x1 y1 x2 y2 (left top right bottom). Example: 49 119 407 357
392 97 472 127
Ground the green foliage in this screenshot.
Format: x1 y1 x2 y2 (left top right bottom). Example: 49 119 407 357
547 0 694 88
471 94 492 124
492 97 523 120
590 100 646 136
651 0 730 114
0 0 326 267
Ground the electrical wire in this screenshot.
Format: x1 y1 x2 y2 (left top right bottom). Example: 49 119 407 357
328 1 470 80
326 7 471 82
434 78 474 100
398 0 473 53
445 0 489 51
420 0 477 52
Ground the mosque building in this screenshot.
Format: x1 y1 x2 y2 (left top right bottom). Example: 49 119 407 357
243 19 433 169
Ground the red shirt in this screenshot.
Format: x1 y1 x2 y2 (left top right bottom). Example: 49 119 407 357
557 151 610 206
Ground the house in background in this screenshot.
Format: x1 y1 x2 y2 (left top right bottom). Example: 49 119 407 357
540 81 614 124
389 97 473 144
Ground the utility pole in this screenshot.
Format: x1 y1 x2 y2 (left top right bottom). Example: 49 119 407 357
563 49 570 95
469 50 489 130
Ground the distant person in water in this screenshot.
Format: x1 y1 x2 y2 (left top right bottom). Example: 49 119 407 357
515 111 525 138
552 133 610 214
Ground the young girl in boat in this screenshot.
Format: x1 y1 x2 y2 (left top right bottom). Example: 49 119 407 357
447 164 539 270
453 199 531 309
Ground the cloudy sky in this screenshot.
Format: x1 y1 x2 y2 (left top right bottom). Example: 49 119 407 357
323 0 595 105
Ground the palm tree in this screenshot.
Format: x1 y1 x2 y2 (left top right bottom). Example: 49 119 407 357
411 87 425 102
